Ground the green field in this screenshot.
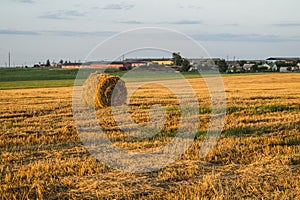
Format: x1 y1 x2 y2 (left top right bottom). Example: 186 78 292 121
0 68 77 89
0 68 199 89
0 68 79 81
0 67 281 90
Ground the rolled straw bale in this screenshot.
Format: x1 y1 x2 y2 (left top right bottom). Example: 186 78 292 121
82 72 127 108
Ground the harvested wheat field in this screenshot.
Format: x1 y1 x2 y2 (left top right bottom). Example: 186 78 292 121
0 73 299 199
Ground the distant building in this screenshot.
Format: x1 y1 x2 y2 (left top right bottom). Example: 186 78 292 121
124 58 172 66
268 62 278 71
291 65 300 72
151 59 173 65
227 64 244 73
61 62 82 69
280 67 290 72
243 64 255 71
257 64 270 72
50 61 57 67
84 61 124 69
60 58 173 69
189 58 218 71
123 59 148 67
61 61 124 69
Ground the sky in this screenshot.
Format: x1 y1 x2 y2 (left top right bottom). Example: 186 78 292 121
0 0 299 66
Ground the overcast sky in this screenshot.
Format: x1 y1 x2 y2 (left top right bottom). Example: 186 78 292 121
0 0 299 66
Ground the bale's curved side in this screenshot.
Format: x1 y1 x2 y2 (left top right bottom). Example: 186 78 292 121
82 72 127 108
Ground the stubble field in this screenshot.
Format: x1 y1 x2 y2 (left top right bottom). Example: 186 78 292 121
0 73 299 199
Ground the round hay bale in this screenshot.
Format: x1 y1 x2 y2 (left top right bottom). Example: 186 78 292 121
82 72 127 108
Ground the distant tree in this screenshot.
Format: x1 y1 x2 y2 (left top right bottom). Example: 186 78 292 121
215 59 228 73
171 52 193 71
181 58 191 72
238 60 247 67
46 59 50 67
59 59 64 65
119 66 127 71
251 64 258 72
275 61 296 67
172 52 182 66
119 65 133 71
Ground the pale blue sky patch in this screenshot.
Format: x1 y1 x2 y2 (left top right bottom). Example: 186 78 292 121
101 2 135 10
0 0 299 65
274 23 300 27
14 0 35 3
42 30 117 37
164 20 203 25
117 20 144 25
39 10 87 20
192 33 297 43
0 29 40 36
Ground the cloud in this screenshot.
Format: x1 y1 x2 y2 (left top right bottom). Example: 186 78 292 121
192 33 296 42
187 5 202 9
91 6 100 10
117 20 144 24
163 20 203 25
0 29 116 37
179 5 202 10
102 2 134 10
15 0 34 3
0 29 40 35
224 23 239 27
274 23 300 27
39 10 86 20
43 30 117 37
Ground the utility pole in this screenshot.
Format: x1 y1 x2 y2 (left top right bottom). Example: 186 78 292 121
8 52 11 68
